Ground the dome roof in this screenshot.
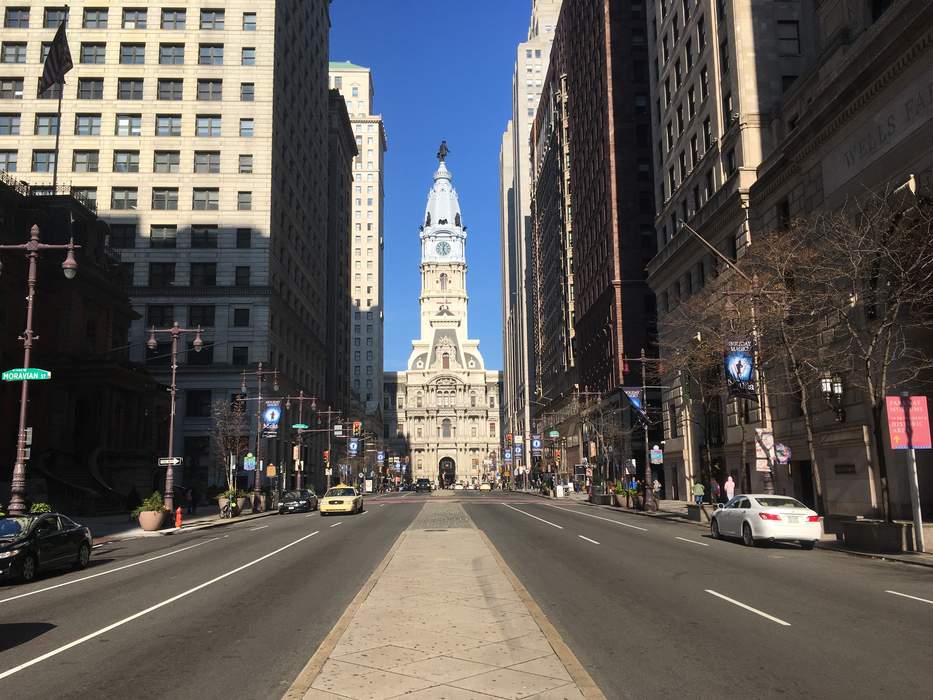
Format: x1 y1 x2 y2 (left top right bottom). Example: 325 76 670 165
423 156 463 231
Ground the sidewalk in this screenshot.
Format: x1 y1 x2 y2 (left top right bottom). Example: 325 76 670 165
79 507 275 544
286 502 603 699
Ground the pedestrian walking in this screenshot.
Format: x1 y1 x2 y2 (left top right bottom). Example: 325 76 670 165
724 475 735 501
186 488 194 515
711 477 721 503
691 481 705 506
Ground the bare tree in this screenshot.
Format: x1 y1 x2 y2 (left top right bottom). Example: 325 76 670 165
210 399 248 490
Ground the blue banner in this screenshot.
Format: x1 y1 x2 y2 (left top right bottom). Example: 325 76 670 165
724 339 757 400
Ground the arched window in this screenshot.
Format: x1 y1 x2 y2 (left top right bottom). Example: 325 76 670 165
440 273 448 291
442 419 452 438
442 353 450 369
470 392 476 407
416 392 423 408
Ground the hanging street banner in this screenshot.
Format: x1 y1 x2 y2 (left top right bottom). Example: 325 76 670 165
886 395 931 449
262 400 282 437
243 452 257 471
377 451 385 464
775 443 792 465
724 339 757 400
504 449 512 462
650 448 664 465
2 368 51 381
514 443 524 459
623 388 649 426
348 437 360 457
531 435 543 456
754 428 776 473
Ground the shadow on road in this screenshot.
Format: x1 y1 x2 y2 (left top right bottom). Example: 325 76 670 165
0 622 56 651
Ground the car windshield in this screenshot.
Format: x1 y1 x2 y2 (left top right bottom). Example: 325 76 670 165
755 497 808 509
283 491 304 500
417 479 429 485
0 517 31 536
325 488 355 497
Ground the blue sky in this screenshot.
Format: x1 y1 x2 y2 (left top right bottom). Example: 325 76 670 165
329 1 530 371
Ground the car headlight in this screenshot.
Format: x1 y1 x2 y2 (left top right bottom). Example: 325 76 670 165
0 549 22 559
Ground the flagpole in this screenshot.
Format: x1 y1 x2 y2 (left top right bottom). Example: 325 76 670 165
52 84 63 190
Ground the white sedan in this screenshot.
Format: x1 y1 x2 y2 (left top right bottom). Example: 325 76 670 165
711 495 822 549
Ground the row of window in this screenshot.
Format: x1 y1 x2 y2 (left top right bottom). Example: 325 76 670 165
0 111 255 137
1 74 255 100
127 261 251 288
148 345 253 373
147 304 252 328
3 7 256 32
111 225 254 250
395 420 498 440
80 185 254 212
0 147 254 175
1 41 256 65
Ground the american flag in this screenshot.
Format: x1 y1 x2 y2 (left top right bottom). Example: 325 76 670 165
39 21 73 96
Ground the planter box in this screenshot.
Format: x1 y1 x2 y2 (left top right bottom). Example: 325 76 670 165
138 511 166 531
590 493 613 506
687 504 711 523
840 520 910 553
236 497 249 513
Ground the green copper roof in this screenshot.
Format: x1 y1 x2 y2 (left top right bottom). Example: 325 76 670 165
329 60 369 71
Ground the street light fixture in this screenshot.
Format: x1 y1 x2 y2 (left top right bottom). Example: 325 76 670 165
0 224 81 515
820 373 846 422
239 363 279 511
146 322 204 512
284 390 318 490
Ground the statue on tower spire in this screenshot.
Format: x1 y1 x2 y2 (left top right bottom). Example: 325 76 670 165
436 140 449 162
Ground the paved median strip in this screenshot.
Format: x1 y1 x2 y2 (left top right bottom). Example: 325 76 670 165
705 589 791 626
503 503 564 529
886 590 933 606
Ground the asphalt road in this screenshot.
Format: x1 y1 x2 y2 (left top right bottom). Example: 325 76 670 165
0 498 421 700
465 497 933 700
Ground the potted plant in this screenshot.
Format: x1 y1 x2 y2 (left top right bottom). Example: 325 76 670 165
629 486 644 511
30 502 53 514
218 489 247 517
133 492 168 531
612 483 625 507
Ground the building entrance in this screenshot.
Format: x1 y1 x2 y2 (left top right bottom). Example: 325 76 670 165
439 457 456 488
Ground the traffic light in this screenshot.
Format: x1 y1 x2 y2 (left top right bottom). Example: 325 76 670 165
323 449 330 462
506 433 513 444
352 420 362 436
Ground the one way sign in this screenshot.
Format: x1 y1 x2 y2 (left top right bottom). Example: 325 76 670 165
158 457 183 466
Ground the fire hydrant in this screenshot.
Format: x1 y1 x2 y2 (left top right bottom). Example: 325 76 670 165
175 506 183 529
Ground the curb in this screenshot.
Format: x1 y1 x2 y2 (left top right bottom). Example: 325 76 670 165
93 509 277 545
815 542 933 569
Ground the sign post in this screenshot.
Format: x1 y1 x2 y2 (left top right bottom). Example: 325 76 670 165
886 394 930 553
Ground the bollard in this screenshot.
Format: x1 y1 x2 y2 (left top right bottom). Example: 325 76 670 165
175 506 183 529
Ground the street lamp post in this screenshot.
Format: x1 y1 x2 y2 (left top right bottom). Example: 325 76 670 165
146 322 204 513
1 224 80 515
240 363 278 512
284 390 317 490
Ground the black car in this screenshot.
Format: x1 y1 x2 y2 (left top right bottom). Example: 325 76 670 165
415 478 432 493
278 489 318 514
0 513 93 583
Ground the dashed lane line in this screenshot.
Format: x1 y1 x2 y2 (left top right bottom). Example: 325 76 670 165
675 536 710 547
578 535 600 545
705 589 791 626
249 525 269 531
543 504 648 531
503 504 564 529
886 590 933 606
329 522 342 528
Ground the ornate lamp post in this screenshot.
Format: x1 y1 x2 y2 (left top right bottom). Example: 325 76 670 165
284 390 317 490
240 363 279 511
1 225 80 515
820 373 846 422
146 322 204 512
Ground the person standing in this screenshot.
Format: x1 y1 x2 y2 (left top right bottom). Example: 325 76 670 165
724 475 736 501
711 477 721 503
691 481 705 506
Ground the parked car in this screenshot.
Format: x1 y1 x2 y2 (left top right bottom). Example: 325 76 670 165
0 513 93 583
319 485 364 516
278 489 318 514
711 495 822 548
415 478 432 493
479 482 492 491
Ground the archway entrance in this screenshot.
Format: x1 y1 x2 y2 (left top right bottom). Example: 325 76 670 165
439 457 456 488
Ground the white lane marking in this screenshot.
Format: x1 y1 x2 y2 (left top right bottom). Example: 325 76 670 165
249 525 269 531
305 513 315 518
0 538 220 606
544 504 647 531
578 535 600 545
886 590 933 606
0 530 320 680
380 504 386 507
705 589 791 626
92 544 102 549
676 536 710 547
359 510 369 515
503 504 563 529
329 522 342 528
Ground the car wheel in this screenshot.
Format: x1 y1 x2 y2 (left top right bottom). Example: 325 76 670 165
710 518 721 540
20 554 37 583
75 542 91 570
799 540 816 550
742 522 756 547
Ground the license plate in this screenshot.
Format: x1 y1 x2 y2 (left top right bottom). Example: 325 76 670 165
329 500 342 505
786 515 800 523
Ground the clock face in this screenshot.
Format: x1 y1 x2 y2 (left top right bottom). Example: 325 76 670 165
435 241 451 256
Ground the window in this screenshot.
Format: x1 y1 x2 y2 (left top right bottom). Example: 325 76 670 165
240 83 254 101
687 86 696 118
777 20 800 56
192 188 219 210
115 114 141 136
122 8 147 29
700 66 709 99
155 114 182 136
31 150 55 172
237 191 252 211
239 119 254 137
697 15 706 48
242 12 257 30
43 8 67 28
685 37 694 70
83 8 108 28
72 150 99 173
690 134 699 164
153 151 179 173
236 228 251 249
196 115 221 137
113 151 139 172
233 308 250 327
111 187 138 209
197 79 222 101
238 154 253 174
200 9 225 30
232 347 249 365
719 37 730 74
0 150 18 172
441 419 452 438
119 43 145 64
185 390 212 418
191 226 218 249
159 44 184 64
80 43 106 64
78 78 104 99
234 266 250 286
241 48 256 65
194 151 220 173
188 305 215 327
38 79 62 100
782 75 799 93
157 78 183 100
149 262 175 287
161 8 186 29
117 78 144 100
0 78 23 99
152 188 178 211
4 8 30 28
147 305 173 327
723 92 734 122
703 116 712 150
110 224 136 249
150 225 177 248
34 113 59 135
190 263 216 287
198 44 223 65
724 148 736 175
1 43 27 63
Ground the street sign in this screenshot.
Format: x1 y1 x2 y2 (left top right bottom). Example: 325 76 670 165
548 430 559 438
334 423 344 436
325 468 333 476
244 452 257 471
649 448 664 465
158 457 183 466
291 423 309 430
2 368 51 381
886 396 931 449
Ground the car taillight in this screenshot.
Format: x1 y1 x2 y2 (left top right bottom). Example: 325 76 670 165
758 512 781 521
806 515 821 522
